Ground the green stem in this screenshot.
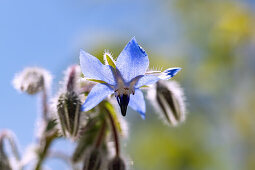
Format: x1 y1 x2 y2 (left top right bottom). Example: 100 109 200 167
105 109 120 156
95 120 106 148
34 131 58 170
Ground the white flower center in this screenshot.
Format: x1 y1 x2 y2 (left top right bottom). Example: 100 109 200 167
113 72 143 97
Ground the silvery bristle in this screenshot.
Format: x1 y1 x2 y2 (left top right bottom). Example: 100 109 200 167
147 80 186 126
12 67 52 95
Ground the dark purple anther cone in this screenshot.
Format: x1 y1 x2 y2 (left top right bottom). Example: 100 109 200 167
116 95 129 116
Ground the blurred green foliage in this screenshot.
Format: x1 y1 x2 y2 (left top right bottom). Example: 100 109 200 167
123 1 255 170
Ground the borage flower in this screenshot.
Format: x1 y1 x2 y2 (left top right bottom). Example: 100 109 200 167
79 37 181 119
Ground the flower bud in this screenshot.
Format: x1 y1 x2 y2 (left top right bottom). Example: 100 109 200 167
0 130 20 170
57 91 81 137
83 149 102 170
12 67 52 95
108 156 126 170
56 65 83 138
0 139 11 170
148 80 186 126
63 65 81 92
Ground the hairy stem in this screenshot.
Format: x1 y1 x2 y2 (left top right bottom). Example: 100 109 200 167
105 109 120 156
42 77 48 121
34 131 58 170
95 120 106 148
0 130 21 162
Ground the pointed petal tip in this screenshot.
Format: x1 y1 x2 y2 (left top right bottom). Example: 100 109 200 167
131 36 137 42
80 103 87 112
140 112 146 119
176 67 182 71
81 101 94 112
173 67 182 74
159 67 182 80
128 37 147 57
174 67 182 74
80 49 85 54
79 49 86 58
128 37 138 47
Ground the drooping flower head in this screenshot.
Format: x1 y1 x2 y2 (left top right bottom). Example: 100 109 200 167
79 37 181 118
12 67 52 95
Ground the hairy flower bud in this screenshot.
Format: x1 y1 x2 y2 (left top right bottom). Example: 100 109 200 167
0 139 11 170
108 156 126 170
63 65 81 92
57 91 81 137
148 80 186 126
0 130 20 170
13 67 52 95
56 65 83 138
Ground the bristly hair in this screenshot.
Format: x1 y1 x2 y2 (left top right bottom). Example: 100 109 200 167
158 67 181 80
12 67 52 95
147 80 186 126
60 65 81 93
103 50 116 68
145 66 163 75
52 65 83 139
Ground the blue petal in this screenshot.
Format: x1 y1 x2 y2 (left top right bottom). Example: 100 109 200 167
129 89 146 119
159 67 182 80
134 68 181 87
81 83 114 112
116 37 149 82
80 49 116 85
135 75 160 88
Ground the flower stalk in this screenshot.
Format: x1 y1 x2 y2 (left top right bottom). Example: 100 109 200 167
42 80 48 121
95 120 106 148
105 107 120 157
0 130 21 162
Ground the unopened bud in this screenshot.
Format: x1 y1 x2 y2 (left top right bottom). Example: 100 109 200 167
148 80 186 126
83 149 102 170
0 130 19 170
63 65 81 92
0 139 11 170
57 91 81 137
108 156 126 170
12 67 52 95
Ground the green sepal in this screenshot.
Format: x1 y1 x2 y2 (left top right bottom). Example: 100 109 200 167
86 79 107 84
103 101 123 135
104 53 116 69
